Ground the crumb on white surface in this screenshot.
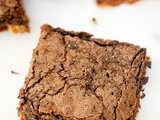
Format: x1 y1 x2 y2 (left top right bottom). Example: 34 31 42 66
91 18 97 25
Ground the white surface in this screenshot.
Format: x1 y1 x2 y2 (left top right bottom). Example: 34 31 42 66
0 0 160 119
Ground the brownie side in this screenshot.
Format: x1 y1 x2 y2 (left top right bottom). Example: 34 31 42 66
18 24 149 120
0 0 29 33
96 0 139 7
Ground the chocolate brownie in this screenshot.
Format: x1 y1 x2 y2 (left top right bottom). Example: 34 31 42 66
96 0 139 7
0 0 29 33
18 24 149 120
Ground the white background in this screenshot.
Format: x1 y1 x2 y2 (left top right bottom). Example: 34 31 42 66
0 0 160 119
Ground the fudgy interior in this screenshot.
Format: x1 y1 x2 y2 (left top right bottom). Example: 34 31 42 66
18 24 149 120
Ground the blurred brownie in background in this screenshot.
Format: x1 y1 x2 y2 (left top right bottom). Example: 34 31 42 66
96 0 139 7
0 0 29 33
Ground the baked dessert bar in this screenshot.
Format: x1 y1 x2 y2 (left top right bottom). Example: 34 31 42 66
18 24 149 120
0 0 29 33
96 0 139 7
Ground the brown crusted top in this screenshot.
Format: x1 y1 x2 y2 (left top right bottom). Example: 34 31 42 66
0 0 29 32
96 0 139 7
18 24 148 120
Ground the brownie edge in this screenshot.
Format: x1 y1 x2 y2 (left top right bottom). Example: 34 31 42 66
18 24 149 120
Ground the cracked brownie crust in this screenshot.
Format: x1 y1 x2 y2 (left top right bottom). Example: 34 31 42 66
18 24 149 120
0 0 29 33
96 0 139 7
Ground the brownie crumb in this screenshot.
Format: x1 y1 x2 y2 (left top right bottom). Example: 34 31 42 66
91 18 97 25
146 57 151 68
11 70 19 75
141 89 146 99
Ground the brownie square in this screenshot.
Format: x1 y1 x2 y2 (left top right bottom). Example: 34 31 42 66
96 0 139 7
0 0 29 33
18 24 149 120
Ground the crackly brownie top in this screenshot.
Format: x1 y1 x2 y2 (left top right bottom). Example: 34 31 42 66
0 0 28 29
18 24 148 120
